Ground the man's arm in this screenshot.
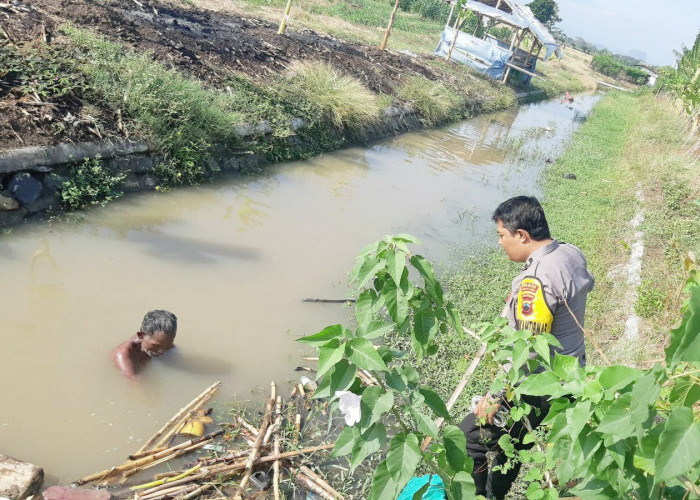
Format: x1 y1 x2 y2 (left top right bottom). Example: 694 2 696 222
113 343 137 379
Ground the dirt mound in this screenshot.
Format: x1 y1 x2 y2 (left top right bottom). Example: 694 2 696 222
1 0 444 150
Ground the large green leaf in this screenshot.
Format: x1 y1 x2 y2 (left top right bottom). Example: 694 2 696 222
360 386 394 431
382 277 411 326
410 254 444 306
669 375 700 408
350 422 387 469
331 426 359 457
449 471 476 500
533 335 551 363
516 371 565 397
348 338 388 372
443 425 469 472
298 324 344 347
317 340 345 378
654 406 700 481
599 365 643 393
368 460 400 500
666 283 700 365
408 406 439 438
445 303 463 337
385 433 421 484
313 359 356 399
552 353 581 381
355 289 384 331
357 320 394 340
595 393 635 439
511 339 529 371
413 310 438 348
418 386 451 420
386 248 407 287
354 255 385 289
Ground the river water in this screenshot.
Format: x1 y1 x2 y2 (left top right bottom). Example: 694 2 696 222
0 95 598 482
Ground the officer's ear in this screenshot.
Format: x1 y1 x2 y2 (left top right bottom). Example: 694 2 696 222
515 229 531 243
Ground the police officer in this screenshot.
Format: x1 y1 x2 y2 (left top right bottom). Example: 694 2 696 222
459 196 595 499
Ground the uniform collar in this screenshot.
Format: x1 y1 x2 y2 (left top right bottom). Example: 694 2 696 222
523 239 558 271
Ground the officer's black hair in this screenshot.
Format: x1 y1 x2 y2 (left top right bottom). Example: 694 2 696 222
492 196 551 241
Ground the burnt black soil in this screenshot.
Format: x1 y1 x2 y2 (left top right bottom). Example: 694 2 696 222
1 0 445 150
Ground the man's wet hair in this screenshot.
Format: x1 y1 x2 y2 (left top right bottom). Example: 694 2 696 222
141 310 177 336
492 196 551 241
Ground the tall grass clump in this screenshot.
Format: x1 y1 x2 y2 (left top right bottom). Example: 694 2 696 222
397 76 462 125
285 61 380 130
61 25 244 184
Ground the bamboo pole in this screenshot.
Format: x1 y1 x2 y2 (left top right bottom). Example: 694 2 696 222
182 483 214 500
134 381 220 455
235 386 275 498
379 0 400 51
420 337 487 451
205 443 335 478
75 430 223 485
131 465 202 491
277 0 293 35
299 466 344 499
236 416 260 437
273 395 282 500
293 414 301 445
295 472 336 500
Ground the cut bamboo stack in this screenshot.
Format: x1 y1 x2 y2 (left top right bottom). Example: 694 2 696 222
73 379 344 499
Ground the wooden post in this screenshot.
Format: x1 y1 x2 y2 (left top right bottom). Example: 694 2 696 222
278 0 293 35
472 14 481 36
445 0 455 27
380 0 401 51
446 24 462 61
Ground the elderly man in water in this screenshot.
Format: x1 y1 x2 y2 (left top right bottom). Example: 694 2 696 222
112 310 177 378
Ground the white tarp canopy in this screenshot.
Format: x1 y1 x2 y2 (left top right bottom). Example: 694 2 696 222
460 0 562 59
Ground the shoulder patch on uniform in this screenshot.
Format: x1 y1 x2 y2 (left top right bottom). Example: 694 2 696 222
516 276 553 334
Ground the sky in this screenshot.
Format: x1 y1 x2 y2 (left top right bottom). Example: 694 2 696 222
524 0 699 66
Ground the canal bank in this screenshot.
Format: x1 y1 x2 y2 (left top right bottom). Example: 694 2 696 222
0 0 612 229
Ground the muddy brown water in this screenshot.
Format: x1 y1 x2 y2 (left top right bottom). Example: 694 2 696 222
0 96 598 483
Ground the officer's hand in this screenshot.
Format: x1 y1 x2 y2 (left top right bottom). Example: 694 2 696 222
474 393 500 425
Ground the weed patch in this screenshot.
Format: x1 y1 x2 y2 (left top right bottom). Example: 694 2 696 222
60 156 126 209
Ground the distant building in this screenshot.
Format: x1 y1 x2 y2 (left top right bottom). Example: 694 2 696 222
635 63 658 86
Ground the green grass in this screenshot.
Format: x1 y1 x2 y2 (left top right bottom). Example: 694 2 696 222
63 25 244 182
396 76 462 125
285 61 381 129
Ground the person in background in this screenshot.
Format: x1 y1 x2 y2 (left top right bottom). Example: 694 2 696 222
112 310 177 379
459 196 594 499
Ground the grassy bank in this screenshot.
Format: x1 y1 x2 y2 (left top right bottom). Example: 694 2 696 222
388 89 700 490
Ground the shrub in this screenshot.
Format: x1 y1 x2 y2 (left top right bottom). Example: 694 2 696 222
397 76 462 125
60 156 125 210
591 54 648 85
285 61 380 129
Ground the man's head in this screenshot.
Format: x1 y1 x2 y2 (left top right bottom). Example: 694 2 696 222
492 196 551 262
137 310 177 357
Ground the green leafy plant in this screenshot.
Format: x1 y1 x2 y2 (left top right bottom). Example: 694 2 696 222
298 235 475 499
474 270 700 499
302 235 700 499
60 156 126 210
